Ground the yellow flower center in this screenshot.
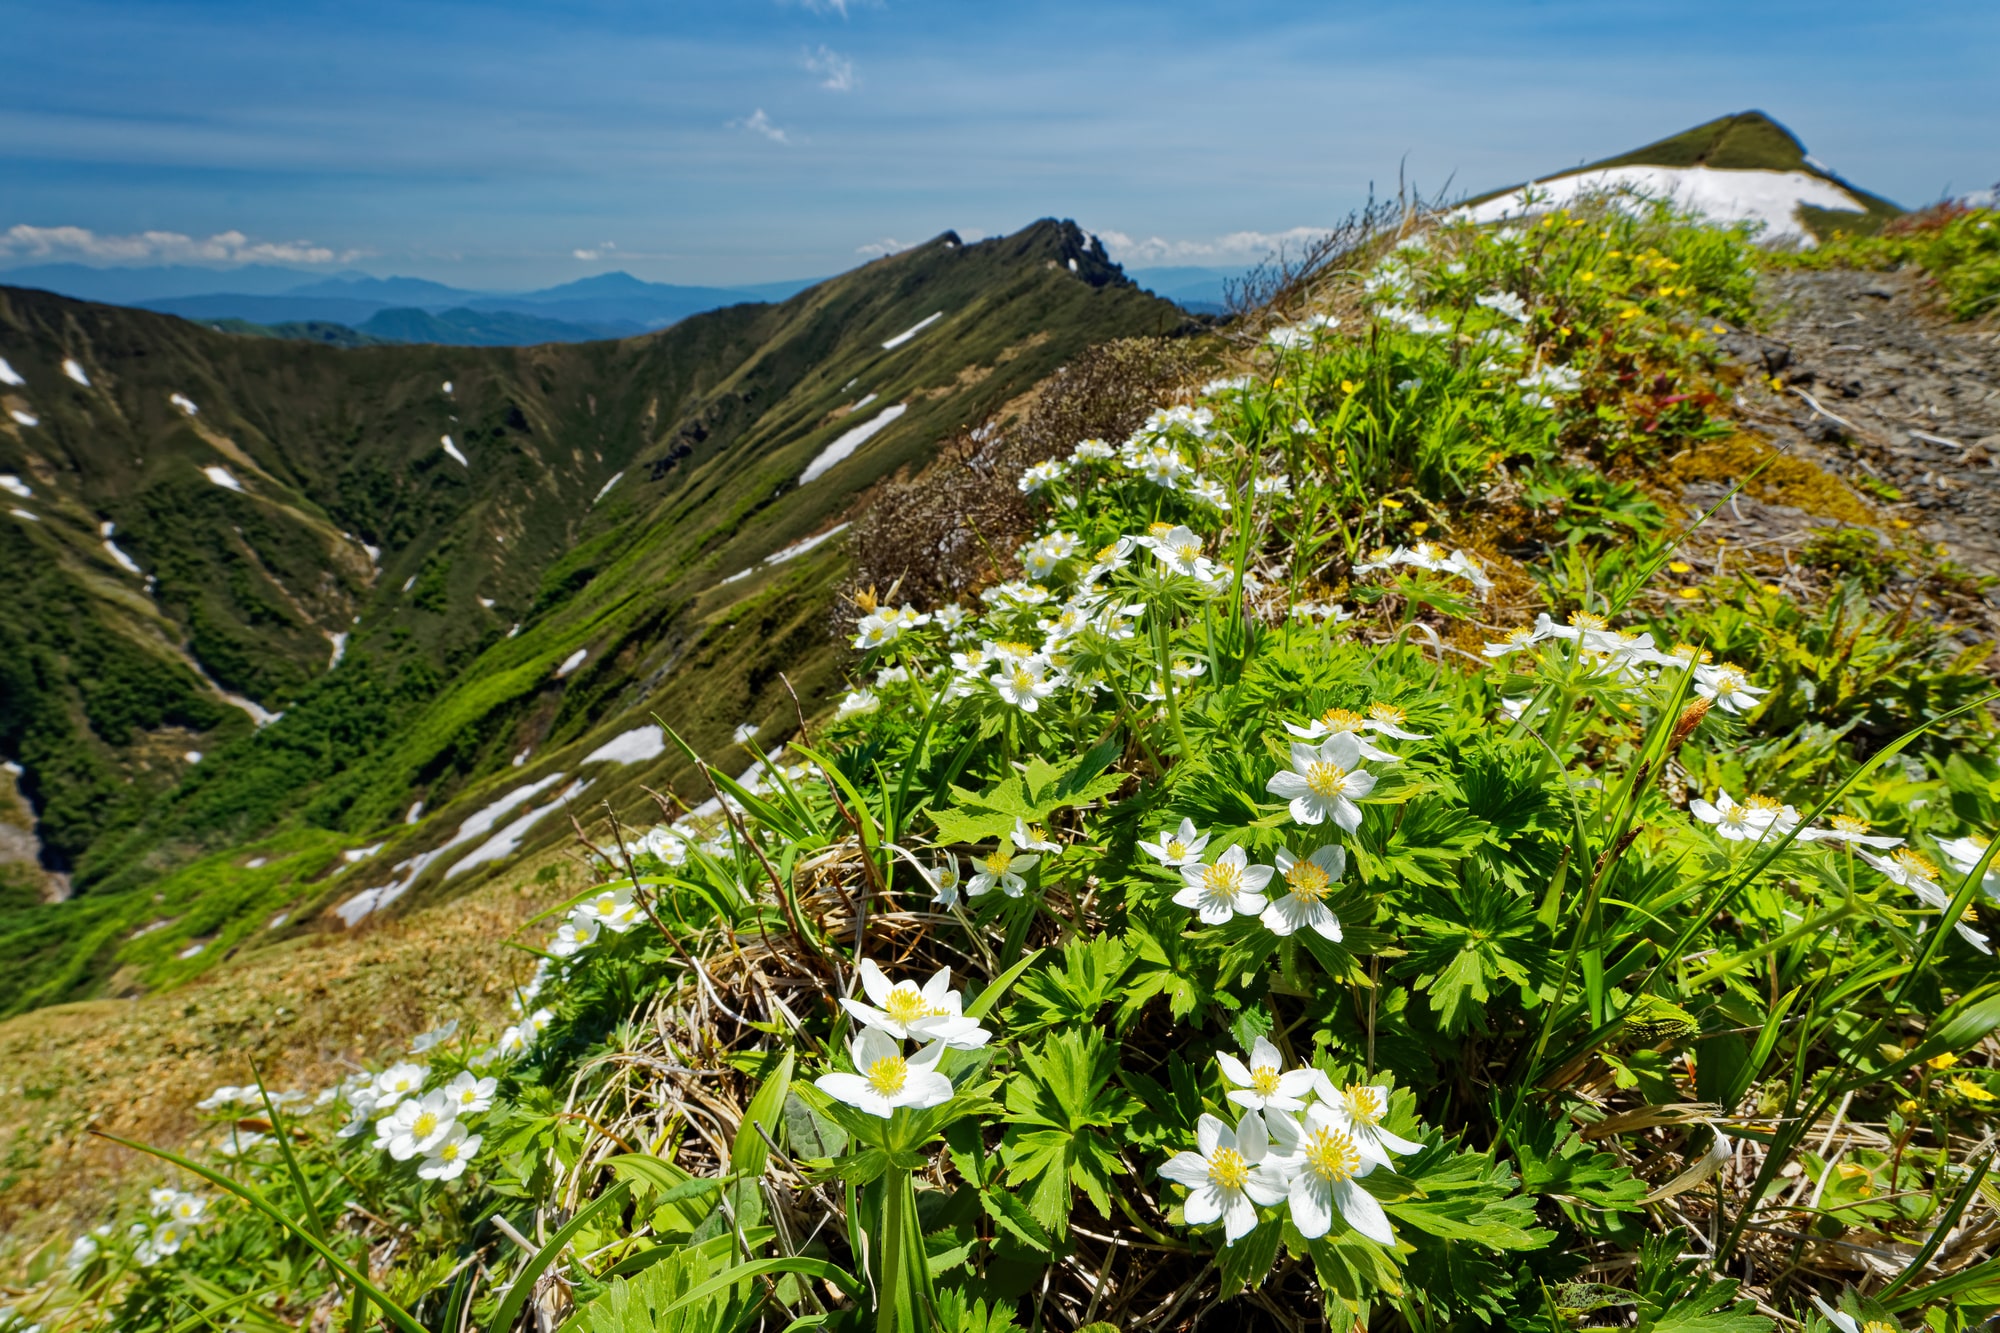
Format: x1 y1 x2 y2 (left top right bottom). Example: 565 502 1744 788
1895 849 1941 880
983 850 1014 875
411 1111 439 1139
1342 1084 1384 1126
1148 521 1176 539
1569 612 1606 632
865 1055 909 1097
1165 839 1188 859
1285 859 1332 902
1861 1323 1895 1333
1250 1065 1282 1096
1207 1146 1250 1191
885 988 928 1025
1367 704 1405 724
1506 627 1533 645
1830 814 1870 834
1097 542 1122 562
1202 860 1243 900
439 1142 462 1161
1318 707 1366 731
1303 1127 1362 1184
996 640 1033 657
1714 671 1744 693
1011 669 1034 693
1305 762 1350 799
1744 795 1783 814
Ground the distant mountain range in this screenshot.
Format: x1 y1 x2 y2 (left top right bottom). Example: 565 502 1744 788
0 258 1240 347
0 265 827 346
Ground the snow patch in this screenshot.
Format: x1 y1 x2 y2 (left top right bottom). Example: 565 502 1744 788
799 403 907 484
401 575 416 592
442 380 454 395
100 520 114 536
405 800 425 825
1459 165 1866 246
176 941 205 960
582 725 666 766
221 691 279 727
9 507 38 522
478 596 495 608
184 750 203 764
507 623 521 639
766 522 851 565
169 393 198 416
448 780 583 879
245 857 267 869
267 911 288 929
441 435 469 467
10 409 40 428
881 312 943 350
103 540 141 574
0 358 22 387
202 465 244 492
62 359 90 387
0 475 29 498
342 842 383 863
327 631 348 668
342 773 571 921
718 567 754 586
592 470 624 504
850 392 878 412
512 747 532 767
362 542 381 563
555 648 587 677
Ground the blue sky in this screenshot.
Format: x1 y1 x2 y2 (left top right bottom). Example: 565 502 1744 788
2 0 1995 289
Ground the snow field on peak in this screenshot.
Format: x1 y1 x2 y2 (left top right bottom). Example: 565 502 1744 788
0 474 29 498
581 725 666 767
441 436 469 467
62 359 90 386
0 357 23 387
1461 165 1865 245
202 465 244 492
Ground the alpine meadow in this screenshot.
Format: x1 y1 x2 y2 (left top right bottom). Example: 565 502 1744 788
4 88 2000 1333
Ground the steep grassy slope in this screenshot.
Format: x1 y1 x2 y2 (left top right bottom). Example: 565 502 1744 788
0 220 1188 1014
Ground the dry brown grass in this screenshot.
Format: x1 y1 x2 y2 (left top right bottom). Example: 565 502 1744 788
0 855 584 1254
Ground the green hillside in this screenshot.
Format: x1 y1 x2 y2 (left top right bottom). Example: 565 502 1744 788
0 220 1189 1014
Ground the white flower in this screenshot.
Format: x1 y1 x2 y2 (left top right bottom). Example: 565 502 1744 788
1378 305 1450 335
378 1091 458 1162
836 688 880 720
1312 1074 1422 1168
1174 845 1274 925
815 1028 954 1118
1689 791 1797 843
1135 447 1194 489
934 602 970 632
1517 362 1583 395
1266 734 1377 831
371 1062 429 1113
408 1019 460 1055
1859 847 1992 953
991 657 1061 712
1938 834 2000 899
1254 473 1292 498
843 960 992 1048
1159 1111 1289 1243
1264 846 1347 940
136 1219 192 1266
1217 1037 1315 1113
1475 291 1529 323
1139 817 1210 868
572 887 646 934
1266 325 1314 350
1264 1103 1396 1244
441 1071 497 1115
732 722 760 744
1808 1296 1896 1333
968 846 1038 898
1695 664 1767 714
64 1233 100 1270
927 853 963 907
1019 459 1068 493
1145 525 1217 581
643 826 689 865
1800 815 1905 851
1188 476 1232 510
1280 708 1404 760
1071 437 1116 462
547 918 599 958
416 1124 482 1181
1012 819 1062 853
195 1085 251 1112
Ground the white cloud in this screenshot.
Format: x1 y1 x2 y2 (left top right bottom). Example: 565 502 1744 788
732 109 792 145
855 237 915 257
573 240 617 261
0 224 358 266
1095 226 1331 265
805 45 856 92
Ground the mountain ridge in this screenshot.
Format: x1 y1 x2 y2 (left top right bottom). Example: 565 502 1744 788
0 217 1190 1013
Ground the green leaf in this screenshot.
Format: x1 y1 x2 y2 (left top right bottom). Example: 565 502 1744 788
489 1182 636 1333
1512 1120 1649 1213
783 1090 848 1161
998 1028 1137 1235
1379 1141 1552 1252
